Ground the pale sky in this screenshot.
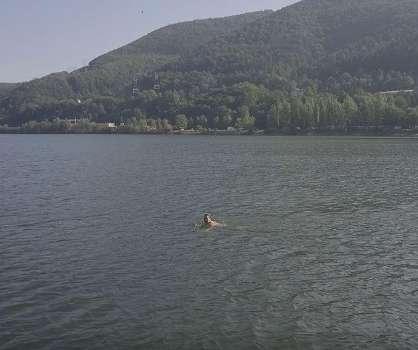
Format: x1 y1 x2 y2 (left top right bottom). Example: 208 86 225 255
0 0 299 83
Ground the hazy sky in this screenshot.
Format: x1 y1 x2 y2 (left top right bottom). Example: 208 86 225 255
1 0 299 83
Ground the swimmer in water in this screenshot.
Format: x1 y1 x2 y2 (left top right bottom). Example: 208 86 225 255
200 213 222 230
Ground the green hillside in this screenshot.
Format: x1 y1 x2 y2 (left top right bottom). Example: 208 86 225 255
91 10 273 66
0 10 272 125
2 0 418 132
163 0 418 91
0 83 18 97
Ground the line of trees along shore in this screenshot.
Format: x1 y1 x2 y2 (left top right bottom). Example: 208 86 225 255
3 83 418 133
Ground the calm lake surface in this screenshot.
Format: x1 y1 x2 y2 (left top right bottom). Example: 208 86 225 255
1 135 418 350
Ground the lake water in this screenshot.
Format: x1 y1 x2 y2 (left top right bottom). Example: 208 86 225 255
1 135 418 350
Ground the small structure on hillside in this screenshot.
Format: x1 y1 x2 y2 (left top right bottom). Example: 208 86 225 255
96 122 117 129
66 118 78 125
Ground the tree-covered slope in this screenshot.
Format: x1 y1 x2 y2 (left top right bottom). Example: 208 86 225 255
0 11 272 123
5 11 271 101
90 10 273 66
163 0 418 90
3 0 418 129
0 83 18 97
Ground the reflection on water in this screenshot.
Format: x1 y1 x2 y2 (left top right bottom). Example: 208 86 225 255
1 135 418 349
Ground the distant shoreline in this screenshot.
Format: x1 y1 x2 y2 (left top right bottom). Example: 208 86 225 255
1 128 418 137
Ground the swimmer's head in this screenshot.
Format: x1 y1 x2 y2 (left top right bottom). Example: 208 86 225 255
203 213 211 224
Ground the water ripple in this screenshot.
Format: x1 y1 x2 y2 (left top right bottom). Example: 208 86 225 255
1 135 418 349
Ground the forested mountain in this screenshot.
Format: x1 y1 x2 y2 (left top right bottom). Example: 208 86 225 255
164 0 418 91
2 0 418 132
0 83 18 97
91 10 273 66
0 10 272 125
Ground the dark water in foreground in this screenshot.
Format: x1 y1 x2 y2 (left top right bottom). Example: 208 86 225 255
1 135 418 350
